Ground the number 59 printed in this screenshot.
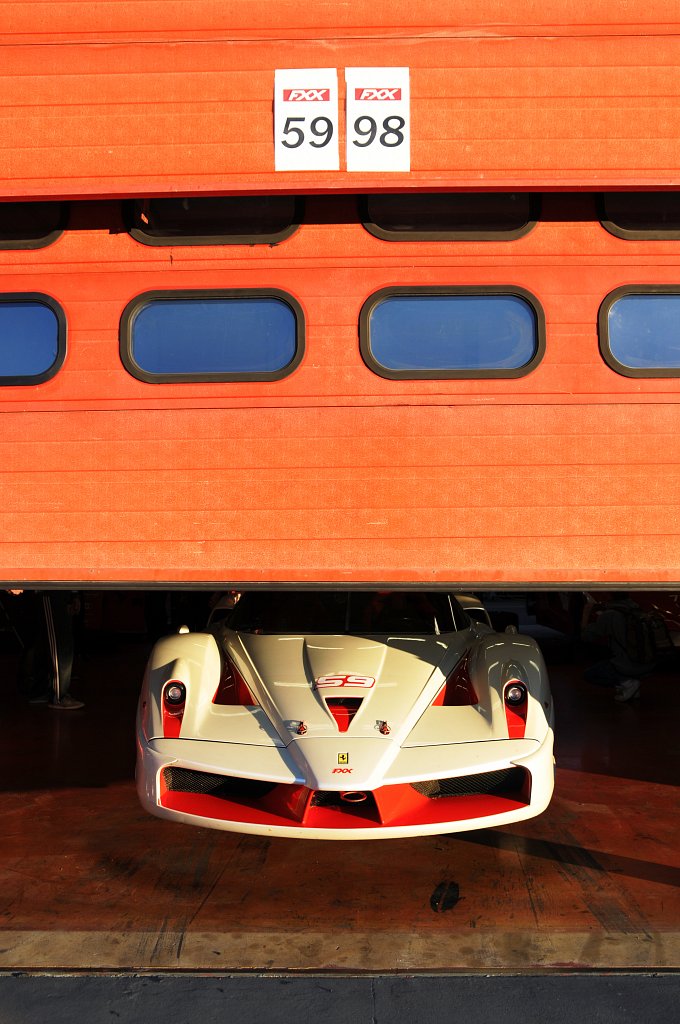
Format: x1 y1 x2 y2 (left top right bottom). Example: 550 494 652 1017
274 68 340 171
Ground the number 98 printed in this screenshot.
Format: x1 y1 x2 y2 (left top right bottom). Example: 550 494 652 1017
351 116 406 149
345 68 410 172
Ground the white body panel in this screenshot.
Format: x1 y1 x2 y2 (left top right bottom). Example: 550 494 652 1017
136 596 555 840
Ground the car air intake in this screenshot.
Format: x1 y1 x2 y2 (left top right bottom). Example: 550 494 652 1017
160 768 530 829
411 767 526 799
163 766 275 801
324 697 363 732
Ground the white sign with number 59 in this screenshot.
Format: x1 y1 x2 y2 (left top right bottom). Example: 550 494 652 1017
274 68 340 171
345 67 410 172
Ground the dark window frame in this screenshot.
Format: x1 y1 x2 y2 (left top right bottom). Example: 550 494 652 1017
120 288 305 384
0 201 68 251
359 285 546 381
359 193 540 242
123 196 304 247
599 193 680 240
599 284 680 378
0 292 67 385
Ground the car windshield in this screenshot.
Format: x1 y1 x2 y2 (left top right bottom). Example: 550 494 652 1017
228 591 467 635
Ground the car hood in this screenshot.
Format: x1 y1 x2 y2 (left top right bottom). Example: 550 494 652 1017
227 631 468 741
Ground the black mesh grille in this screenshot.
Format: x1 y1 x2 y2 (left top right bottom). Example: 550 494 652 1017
163 767 275 801
411 767 526 799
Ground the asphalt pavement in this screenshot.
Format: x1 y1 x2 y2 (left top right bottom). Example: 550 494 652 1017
1 973 679 1023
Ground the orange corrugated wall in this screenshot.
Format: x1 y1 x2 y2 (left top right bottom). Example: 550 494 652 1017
1 2 680 586
3 0 680 196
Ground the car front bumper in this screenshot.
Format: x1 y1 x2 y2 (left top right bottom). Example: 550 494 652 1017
136 729 555 840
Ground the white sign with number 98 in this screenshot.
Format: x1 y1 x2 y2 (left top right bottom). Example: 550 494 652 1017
345 67 410 172
275 68 340 171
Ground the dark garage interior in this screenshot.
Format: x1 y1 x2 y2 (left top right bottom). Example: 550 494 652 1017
1 589 678 973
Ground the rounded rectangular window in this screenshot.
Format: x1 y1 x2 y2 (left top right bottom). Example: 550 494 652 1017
0 294 66 384
121 289 304 383
600 193 680 239
360 193 538 241
600 286 680 377
360 287 545 380
124 196 302 246
0 202 67 250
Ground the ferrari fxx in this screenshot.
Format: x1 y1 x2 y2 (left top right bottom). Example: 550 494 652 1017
136 591 554 839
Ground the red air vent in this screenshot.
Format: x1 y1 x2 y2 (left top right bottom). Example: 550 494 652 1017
213 656 258 706
325 697 363 732
432 651 478 706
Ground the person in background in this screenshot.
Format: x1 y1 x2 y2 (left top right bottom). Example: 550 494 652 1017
580 592 653 703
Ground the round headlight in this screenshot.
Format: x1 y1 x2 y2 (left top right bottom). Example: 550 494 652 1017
505 683 527 706
165 682 186 705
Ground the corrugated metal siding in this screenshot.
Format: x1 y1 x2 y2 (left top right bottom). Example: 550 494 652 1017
1 192 680 584
2 405 680 585
2 2 680 196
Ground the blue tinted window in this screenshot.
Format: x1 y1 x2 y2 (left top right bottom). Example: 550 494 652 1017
0 297 65 383
122 291 303 381
361 289 543 379
606 293 680 371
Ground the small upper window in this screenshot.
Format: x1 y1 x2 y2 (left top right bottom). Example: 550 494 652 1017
360 193 538 241
0 202 67 250
124 195 302 246
120 289 304 383
0 294 66 384
360 287 545 380
600 193 680 239
599 286 680 377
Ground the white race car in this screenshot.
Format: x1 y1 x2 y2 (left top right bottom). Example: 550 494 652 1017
136 591 554 840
